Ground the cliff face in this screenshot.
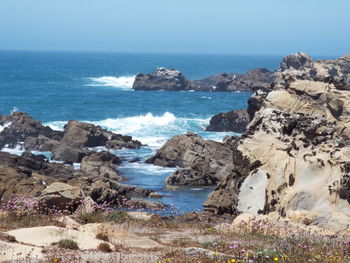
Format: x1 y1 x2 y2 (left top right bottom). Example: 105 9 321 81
205 53 350 233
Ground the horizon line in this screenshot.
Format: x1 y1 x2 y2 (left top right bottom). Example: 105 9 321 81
0 48 342 59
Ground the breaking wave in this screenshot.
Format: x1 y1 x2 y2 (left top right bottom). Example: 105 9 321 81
86 75 136 89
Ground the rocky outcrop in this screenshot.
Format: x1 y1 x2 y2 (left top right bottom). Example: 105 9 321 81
147 133 235 186
133 67 189 91
206 109 249 133
133 67 275 92
280 52 314 70
62 120 142 150
196 68 275 92
0 112 62 149
204 53 350 233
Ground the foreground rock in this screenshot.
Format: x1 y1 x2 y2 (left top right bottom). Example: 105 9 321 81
0 151 155 206
206 109 249 133
147 133 234 186
204 53 350 233
133 67 275 92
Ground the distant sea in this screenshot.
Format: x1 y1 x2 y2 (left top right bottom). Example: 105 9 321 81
0 50 285 213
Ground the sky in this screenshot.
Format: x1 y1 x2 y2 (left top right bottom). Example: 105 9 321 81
0 0 349 56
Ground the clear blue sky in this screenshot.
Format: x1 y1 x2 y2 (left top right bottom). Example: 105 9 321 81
0 0 349 55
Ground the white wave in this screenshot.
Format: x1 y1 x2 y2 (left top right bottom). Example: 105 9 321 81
44 112 234 149
46 121 66 131
0 122 11 132
87 76 135 89
1 144 25 155
11 107 18 115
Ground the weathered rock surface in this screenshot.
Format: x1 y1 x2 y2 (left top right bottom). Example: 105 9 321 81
204 53 350 233
133 67 275 92
147 132 234 186
206 109 249 133
39 182 85 211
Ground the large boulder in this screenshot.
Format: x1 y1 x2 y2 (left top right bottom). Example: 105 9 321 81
206 109 249 133
61 120 142 150
147 132 235 186
80 151 121 180
280 52 314 70
39 182 85 211
133 67 189 91
204 53 350 234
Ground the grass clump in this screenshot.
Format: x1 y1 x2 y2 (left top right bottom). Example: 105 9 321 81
105 211 129 223
56 239 79 250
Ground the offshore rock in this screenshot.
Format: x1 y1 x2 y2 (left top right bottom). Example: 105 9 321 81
133 67 189 91
133 67 275 92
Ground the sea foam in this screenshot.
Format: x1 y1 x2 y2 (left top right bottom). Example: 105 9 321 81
87 76 135 89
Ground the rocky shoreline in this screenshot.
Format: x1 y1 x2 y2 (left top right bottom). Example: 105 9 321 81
2 53 350 234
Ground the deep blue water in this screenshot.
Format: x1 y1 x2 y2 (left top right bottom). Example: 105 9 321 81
0 50 283 213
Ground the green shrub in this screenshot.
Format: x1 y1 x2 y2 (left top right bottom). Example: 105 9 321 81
105 211 129 223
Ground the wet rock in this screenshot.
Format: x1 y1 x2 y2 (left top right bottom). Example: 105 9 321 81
206 109 249 133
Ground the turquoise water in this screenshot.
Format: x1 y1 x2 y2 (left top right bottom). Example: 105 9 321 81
0 50 283 212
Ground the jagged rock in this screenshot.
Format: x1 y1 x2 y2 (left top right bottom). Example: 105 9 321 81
280 52 314 70
0 112 62 148
133 67 189 91
204 53 350 234
61 120 142 150
80 151 121 180
147 132 234 186
206 109 249 133
39 182 85 211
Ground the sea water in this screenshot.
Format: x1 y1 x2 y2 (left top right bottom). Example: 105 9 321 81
0 50 283 213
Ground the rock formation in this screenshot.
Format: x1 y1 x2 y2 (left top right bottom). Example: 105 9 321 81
0 112 142 164
0 151 154 207
147 132 235 186
204 53 350 233
206 109 250 133
132 67 275 92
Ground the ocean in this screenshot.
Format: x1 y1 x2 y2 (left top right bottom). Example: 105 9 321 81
0 50 283 213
